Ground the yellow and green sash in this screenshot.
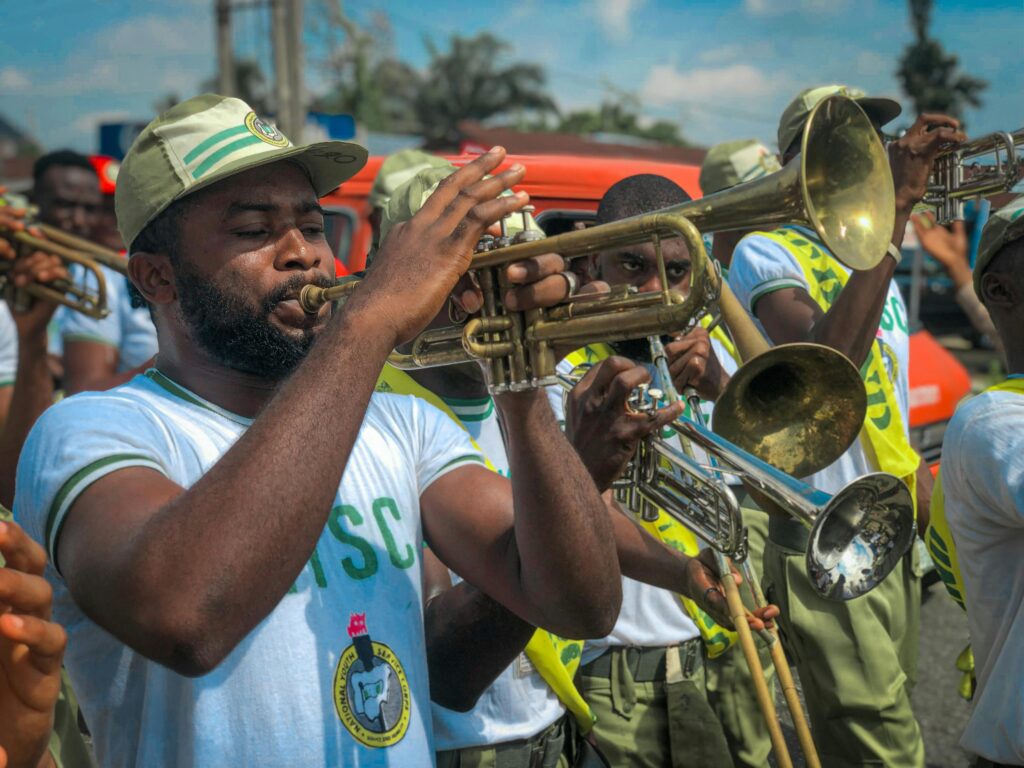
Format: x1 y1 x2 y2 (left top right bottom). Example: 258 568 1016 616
757 228 921 511
563 324 740 660
374 365 596 731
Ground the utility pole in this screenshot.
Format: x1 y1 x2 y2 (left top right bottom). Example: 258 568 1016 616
215 0 235 96
271 0 305 142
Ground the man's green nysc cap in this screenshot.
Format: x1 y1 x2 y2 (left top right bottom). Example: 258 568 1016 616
974 195 1024 296
116 93 368 250
777 84 902 156
699 139 782 196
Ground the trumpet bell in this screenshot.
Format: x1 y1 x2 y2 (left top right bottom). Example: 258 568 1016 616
712 343 866 478
808 472 915 600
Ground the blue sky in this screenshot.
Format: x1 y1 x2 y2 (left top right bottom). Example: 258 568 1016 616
1 0 1020 153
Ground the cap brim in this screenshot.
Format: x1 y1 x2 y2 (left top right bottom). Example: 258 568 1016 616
854 97 902 129
173 139 368 207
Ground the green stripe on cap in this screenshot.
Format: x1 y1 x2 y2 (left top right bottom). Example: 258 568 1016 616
192 135 264 179
183 124 249 164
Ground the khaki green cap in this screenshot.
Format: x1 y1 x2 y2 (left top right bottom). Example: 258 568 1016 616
373 162 540 262
974 195 1024 295
777 84 902 156
116 93 367 250
368 149 450 211
699 139 781 195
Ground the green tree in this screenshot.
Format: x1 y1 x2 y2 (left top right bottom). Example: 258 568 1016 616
201 59 272 114
896 0 986 121
311 5 420 133
415 32 557 145
554 101 686 146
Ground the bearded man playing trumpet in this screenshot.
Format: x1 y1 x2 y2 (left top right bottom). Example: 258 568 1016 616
11 95 773 768
726 84 965 767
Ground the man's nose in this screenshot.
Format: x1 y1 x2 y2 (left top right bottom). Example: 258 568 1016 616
274 227 321 271
638 273 663 293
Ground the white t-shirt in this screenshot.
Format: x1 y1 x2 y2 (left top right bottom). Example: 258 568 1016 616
430 394 565 751
941 386 1024 763
14 370 485 768
56 264 158 371
546 356 712 662
0 303 15 387
728 226 911 493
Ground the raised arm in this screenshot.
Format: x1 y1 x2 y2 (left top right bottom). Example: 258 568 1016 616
756 114 965 367
48 149 533 676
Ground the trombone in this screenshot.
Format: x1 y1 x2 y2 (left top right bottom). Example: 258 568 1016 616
0 198 126 319
924 127 1024 223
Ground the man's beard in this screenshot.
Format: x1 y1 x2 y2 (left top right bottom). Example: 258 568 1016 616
175 264 334 379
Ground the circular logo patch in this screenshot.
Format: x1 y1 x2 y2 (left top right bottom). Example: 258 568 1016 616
334 638 411 748
244 111 289 147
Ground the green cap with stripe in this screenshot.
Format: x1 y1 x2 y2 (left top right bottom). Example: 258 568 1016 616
368 148 450 211
116 93 368 250
699 139 781 195
974 194 1024 296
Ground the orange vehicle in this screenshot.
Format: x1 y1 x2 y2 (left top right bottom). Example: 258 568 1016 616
321 153 970 465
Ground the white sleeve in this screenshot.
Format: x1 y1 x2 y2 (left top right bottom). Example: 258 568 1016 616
396 396 486 492
727 234 810 315
58 265 124 350
0 303 17 387
955 398 1024 527
13 393 172 566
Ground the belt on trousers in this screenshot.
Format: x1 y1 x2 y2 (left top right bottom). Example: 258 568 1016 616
580 639 702 683
767 514 809 552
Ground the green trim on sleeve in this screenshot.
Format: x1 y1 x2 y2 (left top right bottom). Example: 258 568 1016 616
747 278 806 312
422 453 486 491
45 453 166 567
62 333 119 349
0 378 13 388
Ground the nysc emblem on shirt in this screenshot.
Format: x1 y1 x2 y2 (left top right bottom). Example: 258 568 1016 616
334 613 411 748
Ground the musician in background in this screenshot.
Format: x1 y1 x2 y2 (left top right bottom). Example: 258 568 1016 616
546 174 738 768
727 84 963 766
0 204 95 768
698 143 781 768
937 195 1024 768
32 151 157 395
377 165 770 767
366 148 450 251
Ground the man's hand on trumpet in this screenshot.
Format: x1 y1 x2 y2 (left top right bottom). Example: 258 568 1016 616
664 325 730 401
563 356 683 493
0 199 68 337
685 548 778 632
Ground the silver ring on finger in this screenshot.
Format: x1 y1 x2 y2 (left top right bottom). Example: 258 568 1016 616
560 270 579 298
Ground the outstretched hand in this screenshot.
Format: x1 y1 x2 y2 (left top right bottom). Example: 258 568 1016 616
0 520 66 768
359 147 531 346
565 356 684 492
684 548 779 633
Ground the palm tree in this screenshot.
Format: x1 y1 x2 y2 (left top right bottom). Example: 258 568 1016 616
896 0 986 122
415 32 557 145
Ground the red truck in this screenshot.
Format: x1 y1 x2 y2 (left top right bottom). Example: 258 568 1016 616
321 153 970 467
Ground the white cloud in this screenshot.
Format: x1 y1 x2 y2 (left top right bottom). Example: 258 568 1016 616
0 67 30 92
640 63 782 107
744 0 849 17
855 50 892 77
593 0 646 43
58 14 213 97
699 42 775 65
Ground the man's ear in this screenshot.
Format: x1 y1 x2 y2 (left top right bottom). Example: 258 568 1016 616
128 252 176 306
979 270 1016 310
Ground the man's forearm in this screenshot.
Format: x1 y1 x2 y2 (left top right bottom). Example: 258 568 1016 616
807 208 909 367
100 302 399 669
607 497 692 594
499 391 621 638
0 330 53 508
425 581 534 711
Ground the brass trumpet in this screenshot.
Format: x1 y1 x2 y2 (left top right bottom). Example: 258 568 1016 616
0 198 126 319
924 128 1024 223
300 93 896 393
